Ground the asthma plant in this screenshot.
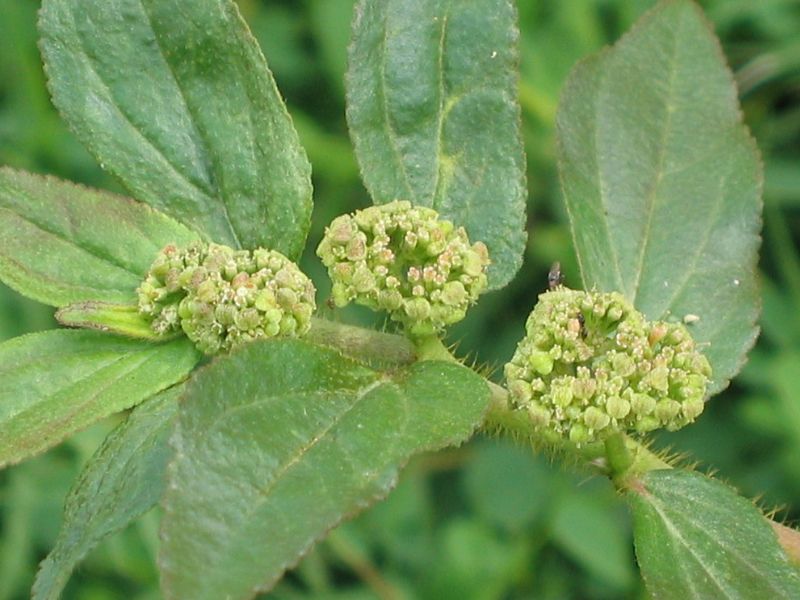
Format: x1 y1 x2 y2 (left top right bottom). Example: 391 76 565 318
317 200 490 335
0 0 797 598
137 241 317 354
505 288 711 444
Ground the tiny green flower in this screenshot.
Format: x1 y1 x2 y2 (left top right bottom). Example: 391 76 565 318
316 201 490 335
137 242 316 354
504 288 712 444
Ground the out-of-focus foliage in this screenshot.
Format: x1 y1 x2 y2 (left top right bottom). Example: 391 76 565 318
0 0 798 597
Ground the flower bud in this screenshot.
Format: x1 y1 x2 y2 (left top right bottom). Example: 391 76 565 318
317 201 490 335
606 395 631 420
137 241 210 335
584 406 611 432
504 288 711 444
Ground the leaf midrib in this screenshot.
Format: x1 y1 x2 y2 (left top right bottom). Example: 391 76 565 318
0 344 160 439
583 54 626 293
66 14 214 202
377 10 416 200
430 7 450 206
628 9 684 303
644 480 796 598
0 207 143 282
59 4 235 245
0 340 134 380
0 345 172 469
179 378 390 592
36 393 177 599
138 0 243 248
646 493 735 599
665 486 799 594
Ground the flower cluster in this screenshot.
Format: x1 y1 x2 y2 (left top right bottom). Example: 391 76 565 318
137 242 316 354
316 201 490 335
504 288 711 444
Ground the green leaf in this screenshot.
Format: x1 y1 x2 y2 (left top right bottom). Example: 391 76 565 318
0 330 200 468
556 0 762 393
0 168 199 307
56 302 165 340
159 339 488 600
347 0 527 290
39 0 313 258
627 469 800 599
32 385 182 600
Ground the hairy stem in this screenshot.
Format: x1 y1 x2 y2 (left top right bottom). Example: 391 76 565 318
306 317 416 365
307 318 800 562
481 375 799 559
412 334 458 363
605 432 634 478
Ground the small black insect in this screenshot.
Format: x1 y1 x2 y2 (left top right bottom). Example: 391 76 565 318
577 312 587 338
548 261 564 290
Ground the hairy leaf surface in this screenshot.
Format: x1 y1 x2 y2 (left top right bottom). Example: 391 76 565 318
627 469 800 599
32 385 183 600
39 0 313 257
0 168 198 307
556 0 761 392
159 339 488 599
347 0 527 289
0 330 199 468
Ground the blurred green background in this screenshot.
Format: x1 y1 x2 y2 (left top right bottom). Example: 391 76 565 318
1 0 799 598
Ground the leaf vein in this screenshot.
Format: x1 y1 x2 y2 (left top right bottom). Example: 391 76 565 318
431 8 450 205
137 1 242 248
658 172 727 316
647 495 735 598
199 378 384 583
0 207 142 280
590 62 626 293
67 22 216 217
631 11 683 303
377 15 416 201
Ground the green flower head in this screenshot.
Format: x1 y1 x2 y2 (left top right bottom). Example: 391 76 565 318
504 288 711 445
138 242 316 355
316 201 490 335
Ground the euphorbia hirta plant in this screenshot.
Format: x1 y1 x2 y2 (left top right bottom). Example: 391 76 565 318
0 0 797 598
